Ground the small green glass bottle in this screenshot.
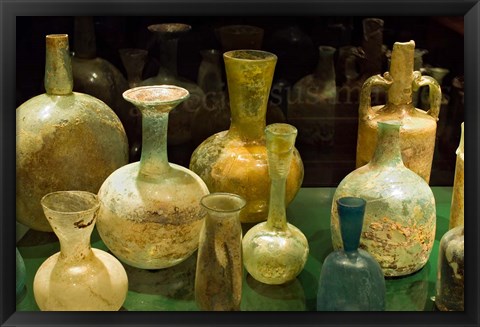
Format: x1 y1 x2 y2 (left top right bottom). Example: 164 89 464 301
242 123 309 285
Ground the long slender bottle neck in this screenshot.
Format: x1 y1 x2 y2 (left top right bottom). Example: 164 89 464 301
74 16 97 59
45 35 73 95
266 178 288 230
158 37 178 77
138 110 170 178
387 42 415 106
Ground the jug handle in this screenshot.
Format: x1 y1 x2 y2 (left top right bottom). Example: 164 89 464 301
412 71 442 120
359 72 393 119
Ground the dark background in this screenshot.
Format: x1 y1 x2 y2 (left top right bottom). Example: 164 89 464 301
16 16 464 187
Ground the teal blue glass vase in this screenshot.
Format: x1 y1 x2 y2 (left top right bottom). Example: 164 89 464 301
16 247 26 298
317 197 386 311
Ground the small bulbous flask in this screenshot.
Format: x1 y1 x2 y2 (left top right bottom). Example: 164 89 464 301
96 85 209 269
16 34 128 232
195 193 245 311
317 197 386 311
33 191 128 311
242 123 309 285
190 50 304 224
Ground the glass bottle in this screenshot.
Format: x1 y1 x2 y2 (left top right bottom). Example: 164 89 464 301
356 40 442 183
241 275 306 311
190 50 304 224
195 193 246 311
242 123 309 285
16 34 128 232
435 226 464 311
342 18 385 106
119 48 149 88
191 49 230 146
288 45 336 149
317 197 385 311
118 48 149 162
449 122 464 229
140 23 205 146
16 247 26 299
420 67 450 149
71 17 138 161
33 191 128 311
216 25 264 52
96 85 209 269
332 120 436 277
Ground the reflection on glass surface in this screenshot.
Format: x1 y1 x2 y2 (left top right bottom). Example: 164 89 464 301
122 252 197 311
241 274 306 311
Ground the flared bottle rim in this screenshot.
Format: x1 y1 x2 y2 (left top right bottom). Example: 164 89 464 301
147 23 192 35
122 85 190 107
337 197 366 208
265 123 298 137
200 192 247 213
41 190 99 215
223 49 277 62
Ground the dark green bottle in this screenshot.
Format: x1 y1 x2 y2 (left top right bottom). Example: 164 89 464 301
317 197 386 311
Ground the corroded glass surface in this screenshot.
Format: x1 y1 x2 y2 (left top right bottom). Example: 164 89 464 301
449 122 464 229
96 85 209 269
332 121 436 276
356 40 442 183
242 124 308 285
195 193 245 311
16 34 128 232
33 191 128 311
190 50 303 223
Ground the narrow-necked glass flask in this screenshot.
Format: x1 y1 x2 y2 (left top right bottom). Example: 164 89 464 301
96 85 209 269
317 197 385 311
33 191 128 311
242 123 309 285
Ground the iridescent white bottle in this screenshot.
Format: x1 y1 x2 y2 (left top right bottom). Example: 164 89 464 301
33 191 128 311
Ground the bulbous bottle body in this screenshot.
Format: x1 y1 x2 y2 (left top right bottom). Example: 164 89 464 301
97 162 209 269
97 85 209 269
190 50 303 224
243 222 308 284
317 250 385 311
33 191 128 311
34 248 128 311
16 34 128 232
332 121 436 276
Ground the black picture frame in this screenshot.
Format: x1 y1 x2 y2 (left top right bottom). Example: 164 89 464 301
2 0 479 326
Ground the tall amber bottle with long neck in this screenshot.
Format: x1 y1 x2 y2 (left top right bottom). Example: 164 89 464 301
190 50 304 224
356 40 442 183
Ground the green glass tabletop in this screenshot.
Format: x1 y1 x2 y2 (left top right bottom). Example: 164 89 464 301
16 186 453 312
